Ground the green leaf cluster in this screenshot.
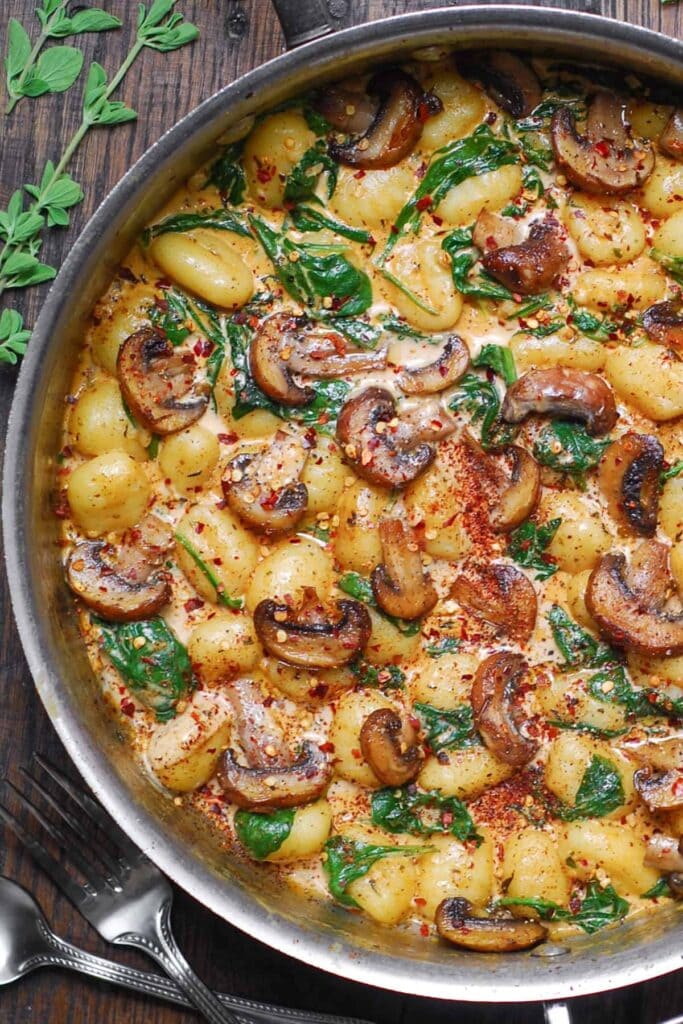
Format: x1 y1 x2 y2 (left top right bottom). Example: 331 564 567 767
587 665 683 720
234 808 295 859
424 636 461 658
250 215 372 318
507 518 561 581
533 420 611 488
0 309 31 365
472 343 517 385
205 142 246 205
349 660 406 690
323 836 431 907
141 207 251 245
413 702 479 753
290 205 373 245
442 227 514 302
379 125 518 262
97 616 193 721
448 372 515 450
283 140 338 204
547 605 616 669
338 572 421 636
498 879 629 934
553 755 624 820
371 786 480 844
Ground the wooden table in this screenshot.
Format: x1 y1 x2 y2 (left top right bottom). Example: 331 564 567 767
1 1 682 1021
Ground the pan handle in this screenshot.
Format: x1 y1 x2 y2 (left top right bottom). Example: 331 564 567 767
544 1002 572 1024
270 0 333 48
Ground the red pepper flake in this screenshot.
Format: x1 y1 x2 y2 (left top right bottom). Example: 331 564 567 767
54 492 70 518
419 923 430 937
120 699 135 718
416 195 432 212
193 338 213 358
184 597 204 613
218 432 239 445
263 695 274 708
594 140 610 157
194 522 205 534
351 748 362 760
431 214 443 226
256 161 276 184
414 896 427 906
319 740 335 753
353 169 366 180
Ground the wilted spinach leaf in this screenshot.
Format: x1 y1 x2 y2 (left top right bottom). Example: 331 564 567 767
371 786 480 843
234 808 295 859
533 420 611 488
323 836 431 907
547 605 616 669
141 207 251 245
414 702 479 752
507 518 560 581
97 617 193 721
442 227 513 302
205 141 246 205
338 572 420 636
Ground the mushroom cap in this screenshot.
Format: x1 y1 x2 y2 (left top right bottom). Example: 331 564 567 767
117 327 210 434
501 367 617 436
253 594 372 668
435 897 548 952
598 432 664 537
452 563 538 644
360 708 422 787
218 741 331 811
249 313 315 407
551 94 655 195
336 387 436 489
481 219 570 296
634 767 683 813
458 51 542 118
398 335 470 396
586 550 683 656
471 652 538 767
329 69 441 170
490 446 541 532
659 108 683 162
642 300 683 352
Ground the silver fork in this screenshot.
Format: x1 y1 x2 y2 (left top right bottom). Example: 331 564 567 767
0 756 241 1024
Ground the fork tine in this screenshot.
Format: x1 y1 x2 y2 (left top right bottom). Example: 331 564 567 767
0 791 86 906
34 754 142 861
3 778 102 893
20 766 124 882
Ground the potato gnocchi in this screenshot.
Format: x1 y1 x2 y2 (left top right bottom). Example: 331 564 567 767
59 49 683 952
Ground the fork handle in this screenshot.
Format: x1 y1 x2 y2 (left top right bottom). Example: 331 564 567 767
114 896 240 1024
29 924 371 1024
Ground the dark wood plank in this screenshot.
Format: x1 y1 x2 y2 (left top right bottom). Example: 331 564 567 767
1 1 681 1021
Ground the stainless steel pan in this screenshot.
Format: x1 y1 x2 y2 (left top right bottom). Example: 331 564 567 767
4 3 683 1009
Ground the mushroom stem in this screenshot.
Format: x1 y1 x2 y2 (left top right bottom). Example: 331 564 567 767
371 519 437 620
471 652 538 767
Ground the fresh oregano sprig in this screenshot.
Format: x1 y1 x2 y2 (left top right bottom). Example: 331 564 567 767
4 0 122 116
0 1 199 304
0 309 31 365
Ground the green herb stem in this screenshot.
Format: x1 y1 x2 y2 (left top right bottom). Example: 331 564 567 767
5 8 64 115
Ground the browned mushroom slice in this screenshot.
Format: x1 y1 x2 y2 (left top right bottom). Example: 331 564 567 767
642 299 683 351
472 652 537 767
370 519 437 620
472 209 517 253
253 592 371 669
398 336 470 396
314 80 379 135
336 387 436 488
436 897 548 952
481 219 570 295
249 313 314 406
501 368 617 436
451 563 537 644
598 433 664 537
287 335 387 378
117 327 210 434
218 741 331 811
670 874 683 898
629 734 683 771
625 540 674 612
67 515 173 621
635 768 683 812
660 109 683 161
226 677 288 767
329 69 441 170
222 431 308 534
586 550 683 656
458 51 542 118
360 708 422 786
644 835 683 873
551 92 655 194
491 446 541 532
